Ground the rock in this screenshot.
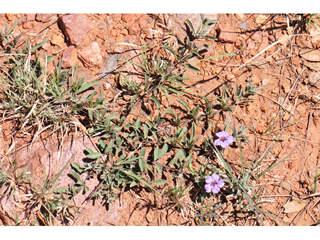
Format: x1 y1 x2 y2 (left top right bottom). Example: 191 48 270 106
74 68 94 84
10 131 128 226
224 43 234 53
307 71 320 88
310 29 320 48
78 42 103 66
258 35 269 52
239 21 248 28
278 34 289 45
300 49 320 62
59 14 94 46
61 47 78 69
128 21 140 35
5 14 14 21
218 25 237 43
313 111 320 125
255 15 269 24
22 14 36 22
138 14 148 29
283 200 308 214
22 21 33 29
35 14 56 22
98 23 107 30
112 45 124 54
282 81 291 93
260 104 268 112
282 113 290 121
255 125 264 134
120 28 128 36
280 181 291 190
50 34 65 48
170 14 218 43
304 61 320 71
110 28 118 37
235 13 244 20
262 78 269 85
226 74 235 81
121 14 134 23
99 54 121 75
251 75 260 85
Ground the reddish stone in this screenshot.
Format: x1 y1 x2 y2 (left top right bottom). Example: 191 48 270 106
5 14 14 21
35 14 56 22
121 14 134 23
59 14 94 46
128 22 140 35
61 47 78 69
218 25 237 43
22 21 33 29
50 34 65 48
120 28 128 36
78 42 103 66
110 28 118 37
138 15 148 29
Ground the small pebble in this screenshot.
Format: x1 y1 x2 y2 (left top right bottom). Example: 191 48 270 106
239 21 248 28
98 24 107 30
262 78 269 85
235 13 244 20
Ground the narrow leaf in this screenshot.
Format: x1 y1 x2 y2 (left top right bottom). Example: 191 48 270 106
152 179 168 186
76 81 100 94
184 63 201 72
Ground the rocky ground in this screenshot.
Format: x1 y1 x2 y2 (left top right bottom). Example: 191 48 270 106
1 13 320 226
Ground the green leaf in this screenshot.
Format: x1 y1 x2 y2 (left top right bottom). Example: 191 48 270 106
154 146 160 161
155 163 162 175
120 169 158 193
163 109 176 118
76 81 100 94
158 143 168 159
105 139 114 153
69 171 81 182
86 152 103 159
139 158 146 172
140 147 146 157
168 149 186 165
134 118 141 128
177 127 188 139
161 45 177 58
177 99 190 112
184 63 201 72
85 148 94 154
99 139 107 149
118 59 145 72
142 124 149 139
185 18 196 35
150 96 160 109
130 94 139 107
31 38 49 52
152 180 168 186
71 162 83 174
8 18 22 34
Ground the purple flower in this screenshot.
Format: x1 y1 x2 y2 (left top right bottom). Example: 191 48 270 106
205 174 225 194
214 131 234 148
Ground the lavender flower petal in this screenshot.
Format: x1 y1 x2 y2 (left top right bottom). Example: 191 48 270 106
217 180 225 188
216 131 228 138
211 185 220 193
205 184 212 193
220 141 229 148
